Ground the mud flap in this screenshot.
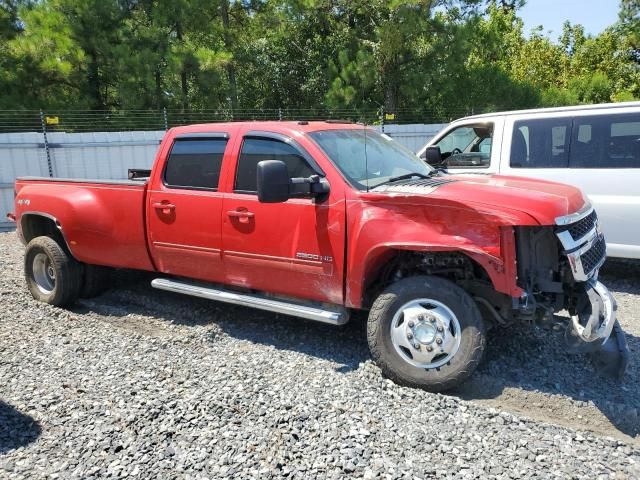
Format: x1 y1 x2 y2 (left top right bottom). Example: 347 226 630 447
588 321 630 379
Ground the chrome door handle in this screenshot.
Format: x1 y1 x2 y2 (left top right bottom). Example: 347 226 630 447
153 202 175 214
227 210 254 218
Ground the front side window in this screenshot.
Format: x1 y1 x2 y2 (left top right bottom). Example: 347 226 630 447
164 138 228 189
309 128 432 190
235 138 316 193
430 124 493 168
570 113 640 168
510 117 571 168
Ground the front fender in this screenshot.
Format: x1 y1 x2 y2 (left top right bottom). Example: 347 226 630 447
345 196 532 308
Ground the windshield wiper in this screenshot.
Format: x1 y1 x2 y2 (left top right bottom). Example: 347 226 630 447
373 171 433 188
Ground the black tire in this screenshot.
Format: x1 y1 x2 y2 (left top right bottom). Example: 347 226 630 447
81 264 112 298
367 275 486 392
24 236 82 307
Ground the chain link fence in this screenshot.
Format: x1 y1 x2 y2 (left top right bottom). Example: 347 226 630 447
0 107 480 134
1 107 469 230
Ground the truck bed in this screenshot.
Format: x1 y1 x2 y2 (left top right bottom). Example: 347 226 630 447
15 176 154 271
18 176 148 186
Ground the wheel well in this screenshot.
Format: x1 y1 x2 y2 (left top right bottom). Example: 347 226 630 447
21 214 71 255
363 249 512 324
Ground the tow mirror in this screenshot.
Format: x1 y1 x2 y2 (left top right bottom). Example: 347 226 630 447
290 175 330 198
257 160 290 203
257 160 330 203
424 146 443 166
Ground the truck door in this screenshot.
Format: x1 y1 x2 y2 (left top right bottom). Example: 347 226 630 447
147 132 230 282
221 131 346 305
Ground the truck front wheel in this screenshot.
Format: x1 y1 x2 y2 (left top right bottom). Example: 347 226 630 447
367 275 486 392
24 236 82 307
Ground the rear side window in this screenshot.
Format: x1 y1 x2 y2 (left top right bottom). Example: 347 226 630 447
164 138 228 190
510 118 571 168
570 113 640 168
235 138 315 193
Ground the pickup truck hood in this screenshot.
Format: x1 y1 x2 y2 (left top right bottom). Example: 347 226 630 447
374 174 586 225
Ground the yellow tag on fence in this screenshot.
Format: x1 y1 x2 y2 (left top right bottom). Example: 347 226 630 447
45 116 59 125
384 113 396 120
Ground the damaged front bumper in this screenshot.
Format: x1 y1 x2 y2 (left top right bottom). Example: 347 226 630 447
566 280 629 379
570 281 616 343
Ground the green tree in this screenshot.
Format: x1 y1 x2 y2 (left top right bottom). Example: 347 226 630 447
4 1 86 108
0 0 636 116
618 0 639 53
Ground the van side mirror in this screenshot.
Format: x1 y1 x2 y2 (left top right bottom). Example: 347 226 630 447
424 146 443 166
257 160 290 203
257 160 331 203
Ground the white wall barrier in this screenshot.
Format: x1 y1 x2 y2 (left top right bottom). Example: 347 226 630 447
0 124 446 230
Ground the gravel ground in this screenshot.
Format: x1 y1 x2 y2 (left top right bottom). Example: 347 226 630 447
1 230 639 479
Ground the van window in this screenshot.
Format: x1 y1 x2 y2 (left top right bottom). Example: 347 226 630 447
570 113 640 168
510 118 571 168
577 124 591 143
429 124 493 168
164 138 228 190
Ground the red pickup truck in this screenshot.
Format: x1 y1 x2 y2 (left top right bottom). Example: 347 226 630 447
10 121 628 391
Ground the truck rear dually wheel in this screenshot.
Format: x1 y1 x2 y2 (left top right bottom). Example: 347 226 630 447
80 264 112 298
367 275 486 392
24 236 82 307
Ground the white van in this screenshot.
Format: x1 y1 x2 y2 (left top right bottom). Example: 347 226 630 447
417 101 640 259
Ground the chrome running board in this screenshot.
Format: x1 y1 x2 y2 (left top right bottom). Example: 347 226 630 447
151 278 349 325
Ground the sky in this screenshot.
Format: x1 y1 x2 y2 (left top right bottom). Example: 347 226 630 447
519 0 621 38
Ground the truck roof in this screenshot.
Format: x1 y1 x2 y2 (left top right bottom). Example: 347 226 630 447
169 120 365 135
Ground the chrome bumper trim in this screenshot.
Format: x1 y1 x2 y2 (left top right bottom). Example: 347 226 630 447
555 202 593 226
570 281 616 344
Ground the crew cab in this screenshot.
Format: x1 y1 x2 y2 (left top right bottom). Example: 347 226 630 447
9 121 629 391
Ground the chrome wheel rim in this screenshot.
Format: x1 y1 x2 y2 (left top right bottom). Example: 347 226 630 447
390 298 462 369
32 253 56 294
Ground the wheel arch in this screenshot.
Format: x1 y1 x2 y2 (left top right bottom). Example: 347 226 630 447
348 242 519 309
20 212 76 258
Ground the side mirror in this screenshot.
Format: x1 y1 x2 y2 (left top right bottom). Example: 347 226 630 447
290 174 330 199
424 146 443 166
257 160 290 203
257 160 331 203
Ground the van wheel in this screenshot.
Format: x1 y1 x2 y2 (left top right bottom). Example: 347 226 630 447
81 264 112 298
24 236 82 306
367 275 486 392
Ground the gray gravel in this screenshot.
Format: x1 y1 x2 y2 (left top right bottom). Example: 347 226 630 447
0 231 639 479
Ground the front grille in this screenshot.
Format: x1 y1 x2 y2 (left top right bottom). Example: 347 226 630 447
556 207 606 281
566 210 597 241
581 235 606 275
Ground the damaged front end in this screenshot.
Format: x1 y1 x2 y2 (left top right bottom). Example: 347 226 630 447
566 280 628 378
514 203 629 379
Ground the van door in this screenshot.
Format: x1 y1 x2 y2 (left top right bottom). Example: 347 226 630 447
421 117 504 174
500 111 640 259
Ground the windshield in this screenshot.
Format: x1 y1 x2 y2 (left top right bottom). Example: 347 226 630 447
309 129 433 190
